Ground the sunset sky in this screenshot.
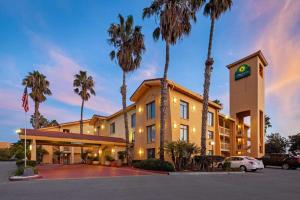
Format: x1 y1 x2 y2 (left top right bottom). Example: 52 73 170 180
0 0 299 142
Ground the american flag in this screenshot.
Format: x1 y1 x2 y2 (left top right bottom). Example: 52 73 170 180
22 87 29 112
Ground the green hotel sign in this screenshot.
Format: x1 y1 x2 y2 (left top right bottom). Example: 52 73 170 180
235 64 251 80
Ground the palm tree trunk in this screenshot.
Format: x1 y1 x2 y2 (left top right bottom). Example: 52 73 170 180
160 42 170 161
121 71 131 166
80 99 84 134
201 17 215 156
80 99 84 162
34 101 40 129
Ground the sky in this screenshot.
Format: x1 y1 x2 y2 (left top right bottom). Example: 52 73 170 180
0 0 300 142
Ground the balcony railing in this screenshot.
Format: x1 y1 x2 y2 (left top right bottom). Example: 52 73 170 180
219 127 231 136
221 143 230 151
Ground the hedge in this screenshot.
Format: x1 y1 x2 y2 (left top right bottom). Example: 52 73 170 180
133 159 174 172
16 160 37 168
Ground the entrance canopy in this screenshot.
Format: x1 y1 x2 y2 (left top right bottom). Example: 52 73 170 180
18 129 126 147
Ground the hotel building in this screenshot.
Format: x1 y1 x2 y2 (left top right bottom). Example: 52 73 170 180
18 51 267 164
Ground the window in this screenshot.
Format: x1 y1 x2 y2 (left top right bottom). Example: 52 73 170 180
110 122 115 134
147 125 155 143
259 64 264 78
96 126 100 136
147 148 155 159
146 101 155 120
208 131 214 139
131 131 135 142
62 129 70 133
180 125 188 142
207 112 214 126
131 113 136 128
180 100 189 119
207 150 213 155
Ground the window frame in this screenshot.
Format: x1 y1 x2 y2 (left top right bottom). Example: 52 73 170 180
110 122 115 135
147 124 156 143
131 113 136 128
208 130 214 139
146 101 155 120
179 124 189 142
147 148 156 159
180 100 189 119
207 111 214 127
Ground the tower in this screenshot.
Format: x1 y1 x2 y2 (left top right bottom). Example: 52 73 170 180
227 51 268 158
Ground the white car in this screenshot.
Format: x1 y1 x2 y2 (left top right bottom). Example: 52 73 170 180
222 156 264 172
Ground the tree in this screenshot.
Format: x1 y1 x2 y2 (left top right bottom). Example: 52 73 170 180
143 0 204 160
22 71 52 129
108 14 145 165
213 99 222 107
73 71 96 135
36 145 48 164
165 141 199 171
200 0 232 156
30 114 59 128
288 133 300 152
10 140 30 160
265 115 272 133
265 133 287 154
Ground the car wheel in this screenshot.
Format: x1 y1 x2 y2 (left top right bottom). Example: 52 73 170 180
282 163 289 170
240 165 247 172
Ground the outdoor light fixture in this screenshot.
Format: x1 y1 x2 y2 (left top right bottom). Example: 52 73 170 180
173 97 177 103
29 144 32 151
138 128 142 133
192 127 196 133
138 149 143 156
192 105 196 111
15 129 21 133
238 124 242 129
225 115 229 120
87 131 90 134
173 123 177 129
94 128 97 131
138 107 142 113
98 149 102 154
111 148 115 153
210 141 215 146
101 125 105 129
94 153 97 157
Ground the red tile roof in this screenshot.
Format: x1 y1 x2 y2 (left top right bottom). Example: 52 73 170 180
19 129 126 144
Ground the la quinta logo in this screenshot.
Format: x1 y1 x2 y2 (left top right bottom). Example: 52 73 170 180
235 64 251 80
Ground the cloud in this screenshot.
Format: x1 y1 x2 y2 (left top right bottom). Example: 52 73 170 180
27 32 120 115
253 0 300 135
129 64 158 82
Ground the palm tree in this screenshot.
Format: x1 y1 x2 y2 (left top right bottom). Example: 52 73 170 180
265 115 272 133
200 0 232 156
22 71 52 129
143 0 204 160
73 71 96 134
108 14 145 166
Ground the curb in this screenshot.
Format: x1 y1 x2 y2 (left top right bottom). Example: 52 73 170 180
9 175 42 181
168 171 245 175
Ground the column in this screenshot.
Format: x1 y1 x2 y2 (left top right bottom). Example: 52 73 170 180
71 147 75 164
31 139 37 161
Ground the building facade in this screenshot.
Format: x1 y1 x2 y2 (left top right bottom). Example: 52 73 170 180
18 51 267 164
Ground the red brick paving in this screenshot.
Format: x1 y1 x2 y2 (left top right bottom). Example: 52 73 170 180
37 164 161 179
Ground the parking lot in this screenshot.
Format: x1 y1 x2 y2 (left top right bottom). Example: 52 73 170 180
0 161 299 200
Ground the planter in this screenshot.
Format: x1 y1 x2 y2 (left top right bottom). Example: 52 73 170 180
110 161 117 167
116 160 123 167
104 161 111 166
92 161 100 165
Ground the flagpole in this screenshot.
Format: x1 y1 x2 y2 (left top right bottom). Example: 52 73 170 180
24 111 27 168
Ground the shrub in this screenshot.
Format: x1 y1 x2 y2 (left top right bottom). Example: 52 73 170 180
223 160 231 171
133 159 174 172
14 166 38 176
105 155 115 162
16 160 37 168
93 156 99 161
0 148 13 161
117 151 126 161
